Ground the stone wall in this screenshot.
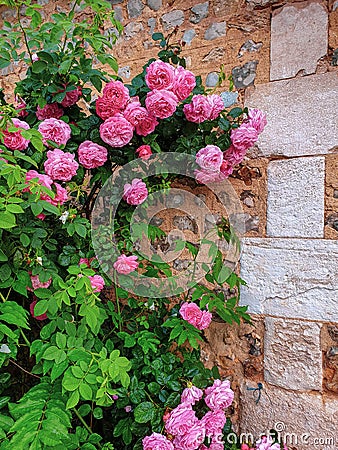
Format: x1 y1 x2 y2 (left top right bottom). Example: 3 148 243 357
1 0 338 448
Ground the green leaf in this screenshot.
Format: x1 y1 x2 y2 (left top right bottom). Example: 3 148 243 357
134 401 155 423
31 202 43 216
0 212 16 229
6 204 24 214
79 383 92 400
152 32 164 41
0 250 8 262
31 60 47 73
20 233 30 247
66 389 79 409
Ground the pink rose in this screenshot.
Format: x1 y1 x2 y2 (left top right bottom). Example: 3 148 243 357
179 302 212 330
247 108 267 134
230 123 258 152
60 86 82 108
181 385 203 405
25 170 53 191
196 145 223 171
78 140 108 169
3 118 30 151
204 379 234 410
46 183 68 206
16 98 28 118
103 80 130 110
172 65 196 101
38 118 71 147
88 275 105 293
96 96 120 120
256 436 281 450
194 169 226 185
241 445 254 450
123 178 148 205
36 103 64 121
207 94 225 120
223 145 245 166
145 60 175 91
220 160 233 178
136 145 152 160
208 442 225 450
29 274 52 291
183 95 213 123
142 433 174 450
201 410 226 439
113 254 139 275
145 90 178 119
123 102 158 136
99 114 134 148
79 257 96 267
44 149 79 181
30 300 47 321
173 422 205 450
165 403 198 436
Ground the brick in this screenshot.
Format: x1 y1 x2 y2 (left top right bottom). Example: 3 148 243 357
245 73 338 157
270 2 328 81
240 382 337 450
267 157 325 238
264 317 322 390
239 238 338 322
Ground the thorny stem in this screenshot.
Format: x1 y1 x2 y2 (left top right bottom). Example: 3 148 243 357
9 359 40 379
17 5 33 63
114 271 122 333
61 0 79 53
73 407 102 448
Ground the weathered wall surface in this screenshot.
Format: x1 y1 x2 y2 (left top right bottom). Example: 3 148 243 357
1 0 337 447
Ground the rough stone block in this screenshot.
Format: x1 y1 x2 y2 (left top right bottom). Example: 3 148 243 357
161 10 184 31
267 157 325 238
127 0 144 18
206 72 219 87
124 22 144 40
182 29 196 45
239 238 338 322
190 2 209 24
204 22 226 40
245 73 338 157
264 317 322 390
147 0 162 11
232 61 258 89
270 2 328 81
240 382 337 450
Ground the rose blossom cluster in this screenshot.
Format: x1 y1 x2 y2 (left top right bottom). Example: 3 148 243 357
184 94 225 124
3 118 30 151
24 170 68 220
194 109 267 184
113 254 139 275
96 60 196 151
179 302 212 330
142 380 234 450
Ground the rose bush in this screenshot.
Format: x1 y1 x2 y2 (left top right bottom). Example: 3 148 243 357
0 2 286 450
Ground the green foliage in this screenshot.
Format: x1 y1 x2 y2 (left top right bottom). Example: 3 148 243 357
0 0 254 447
